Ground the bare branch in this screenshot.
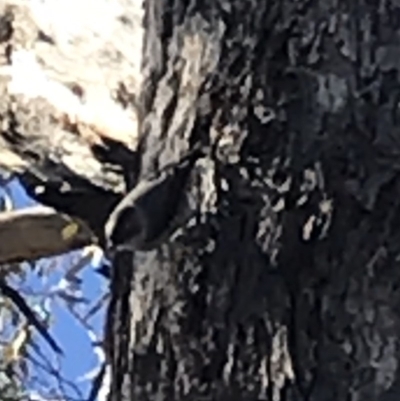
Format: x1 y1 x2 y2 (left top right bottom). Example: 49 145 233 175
0 206 95 264
0 0 144 192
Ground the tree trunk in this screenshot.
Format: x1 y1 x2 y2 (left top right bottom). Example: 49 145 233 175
1 1 399 400
107 1 400 401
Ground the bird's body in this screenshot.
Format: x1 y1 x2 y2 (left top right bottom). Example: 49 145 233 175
104 146 204 253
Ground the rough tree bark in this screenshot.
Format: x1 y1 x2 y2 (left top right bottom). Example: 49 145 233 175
108 1 400 401
1 1 400 401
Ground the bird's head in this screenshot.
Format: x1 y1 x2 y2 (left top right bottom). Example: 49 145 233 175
104 202 144 252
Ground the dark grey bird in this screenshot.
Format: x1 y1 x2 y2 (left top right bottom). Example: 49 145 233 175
104 146 204 253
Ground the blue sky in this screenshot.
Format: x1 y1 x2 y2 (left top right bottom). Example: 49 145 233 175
2 178 107 400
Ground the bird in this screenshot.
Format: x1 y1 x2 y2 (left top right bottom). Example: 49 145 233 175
104 146 204 253
18 161 121 248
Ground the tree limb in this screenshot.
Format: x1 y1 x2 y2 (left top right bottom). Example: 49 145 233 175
0 206 96 264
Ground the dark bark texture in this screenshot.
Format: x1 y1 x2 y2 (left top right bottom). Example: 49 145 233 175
107 1 400 401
